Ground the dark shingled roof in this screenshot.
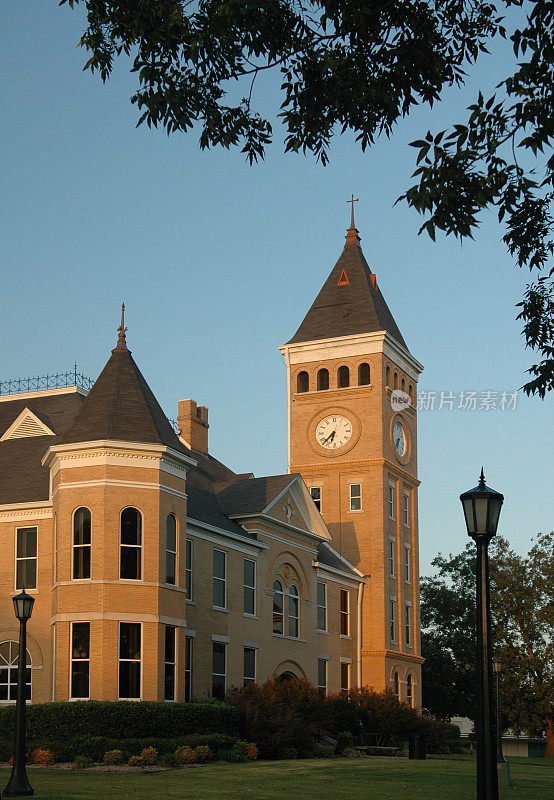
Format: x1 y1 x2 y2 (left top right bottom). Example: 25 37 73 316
317 541 360 577
0 391 86 504
287 236 407 349
60 347 188 455
218 474 299 517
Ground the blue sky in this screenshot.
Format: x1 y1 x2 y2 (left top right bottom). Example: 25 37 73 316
1 2 551 573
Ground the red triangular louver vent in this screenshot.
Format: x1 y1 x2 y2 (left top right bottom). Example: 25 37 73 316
337 270 349 286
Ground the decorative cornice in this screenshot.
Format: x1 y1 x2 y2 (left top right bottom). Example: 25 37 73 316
52 479 187 501
290 458 420 485
361 649 424 664
186 519 267 555
0 503 52 523
42 440 196 471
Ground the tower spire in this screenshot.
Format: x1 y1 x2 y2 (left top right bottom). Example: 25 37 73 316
345 194 361 247
114 303 128 352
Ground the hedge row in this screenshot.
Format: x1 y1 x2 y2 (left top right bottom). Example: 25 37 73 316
0 701 238 742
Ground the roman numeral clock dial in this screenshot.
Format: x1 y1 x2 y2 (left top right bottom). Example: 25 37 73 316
316 415 352 449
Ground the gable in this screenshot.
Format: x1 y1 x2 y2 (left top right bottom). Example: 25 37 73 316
0 408 55 441
263 476 330 540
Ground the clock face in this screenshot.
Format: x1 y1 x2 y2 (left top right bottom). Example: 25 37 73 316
316 415 353 450
392 420 407 458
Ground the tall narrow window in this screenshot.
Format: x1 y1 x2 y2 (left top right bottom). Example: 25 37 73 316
386 366 390 387
408 384 413 403
288 584 300 638
317 368 329 391
340 662 350 695
243 647 256 686
390 600 396 643
212 642 226 699
338 365 350 388
388 484 395 519
389 539 395 577
317 658 327 695
16 527 37 589
393 671 399 698
71 622 90 699
165 514 177 585
405 605 411 647
340 589 349 636
119 622 141 699
243 558 256 615
404 547 410 583
73 508 91 580
184 635 193 702
297 371 309 393
393 372 398 389
213 549 226 609
120 508 142 580
316 581 327 631
310 486 322 512
273 580 284 634
185 539 193 600
358 363 370 385
403 492 410 526
164 625 176 701
406 674 413 706
401 378 405 392
349 484 361 511
0 642 31 702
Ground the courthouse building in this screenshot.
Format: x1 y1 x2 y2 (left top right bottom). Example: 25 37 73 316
0 214 423 707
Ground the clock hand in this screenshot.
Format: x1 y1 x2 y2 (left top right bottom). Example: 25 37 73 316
322 430 336 445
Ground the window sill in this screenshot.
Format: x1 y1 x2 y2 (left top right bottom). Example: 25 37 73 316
340 634 352 640
243 613 258 620
212 605 229 613
272 633 306 643
160 583 186 593
185 599 195 605
317 629 329 635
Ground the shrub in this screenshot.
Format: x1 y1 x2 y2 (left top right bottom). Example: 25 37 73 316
103 749 124 765
138 747 158 766
225 747 247 763
128 755 143 767
324 688 422 747
31 748 55 766
310 744 335 759
245 743 258 761
194 745 213 763
160 752 179 768
74 754 93 769
342 747 364 758
175 746 197 764
335 731 354 754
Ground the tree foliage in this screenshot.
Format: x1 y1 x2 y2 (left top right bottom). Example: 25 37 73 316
61 1 553 397
421 532 554 757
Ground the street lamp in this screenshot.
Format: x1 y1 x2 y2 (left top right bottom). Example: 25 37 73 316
3 588 35 797
492 659 511 786
460 469 504 800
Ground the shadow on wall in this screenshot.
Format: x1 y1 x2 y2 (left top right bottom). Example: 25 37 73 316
327 521 360 566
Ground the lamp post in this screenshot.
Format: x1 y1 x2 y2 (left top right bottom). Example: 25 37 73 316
3 589 35 797
460 469 503 800
492 659 511 786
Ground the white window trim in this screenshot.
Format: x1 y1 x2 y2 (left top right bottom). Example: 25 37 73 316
349 483 362 512
69 620 90 701
164 624 176 702
317 657 328 695
184 633 193 702
243 557 256 616
309 486 322 513
0 640 33 704
165 514 178 587
340 588 350 637
405 601 413 648
185 539 193 601
243 646 256 685
15 526 38 592
272 580 285 635
389 538 396 578
390 597 397 644
117 621 142 701
212 548 227 610
72 507 91 582
212 640 227 697
287 584 300 639
119 508 142 582
404 544 411 584
388 481 396 520
316 580 327 632
403 491 410 527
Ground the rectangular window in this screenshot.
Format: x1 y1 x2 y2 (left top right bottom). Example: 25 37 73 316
403 492 410 526
243 647 256 686
388 484 395 519
120 509 142 580
243 558 256 615
390 600 396 643
317 658 327 695
310 486 322 512
404 546 410 583
213 549 226 609
405 605 411 647
184 635 193 702
389 539 395 577
212 642 226 699
73 509 91 580
185 540 193 600
164 625 176 701
119 622 141 699
349 483 362 511
16 527 37 589
340 662 350 695
316 581 327 631
166 516 177 585
340 589 349 636
71 622 90 699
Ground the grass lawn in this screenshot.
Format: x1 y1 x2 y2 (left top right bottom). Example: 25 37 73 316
0 756 551 800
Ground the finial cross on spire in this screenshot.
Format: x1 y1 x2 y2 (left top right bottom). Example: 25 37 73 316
347 194 359 229
115 302 128 351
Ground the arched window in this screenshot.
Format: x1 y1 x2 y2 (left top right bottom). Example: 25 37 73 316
393 671 399 698
393 372 398 389
297 371 309 393
408 384 413 403
166 514 177 585
406 673 413 706
0 641 31 702
273 580 284 635
401 378 405 392
317 369 329 391
73 507 91 580
358 363 370 385
386 366 390 387
337 366 350 388
288 584 300 638
120 508 142 580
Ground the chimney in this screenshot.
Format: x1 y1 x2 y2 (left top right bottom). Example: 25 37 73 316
178 399 209 455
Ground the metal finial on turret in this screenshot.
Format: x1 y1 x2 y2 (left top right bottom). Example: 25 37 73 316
114 303 128 351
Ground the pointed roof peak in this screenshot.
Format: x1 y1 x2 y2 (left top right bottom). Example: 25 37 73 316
113 303 129 353
345 194 361 248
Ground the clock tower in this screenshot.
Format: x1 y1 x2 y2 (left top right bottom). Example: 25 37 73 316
279 210 424 704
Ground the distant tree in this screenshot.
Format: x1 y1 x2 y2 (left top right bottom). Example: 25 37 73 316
61 1 553 397
421 532 554 757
